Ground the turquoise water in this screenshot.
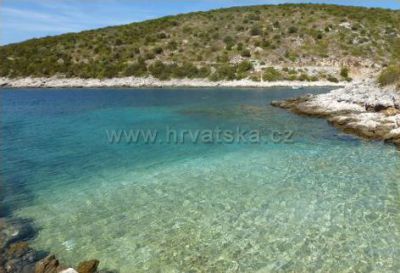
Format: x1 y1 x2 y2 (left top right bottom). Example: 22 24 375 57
1 88 400 272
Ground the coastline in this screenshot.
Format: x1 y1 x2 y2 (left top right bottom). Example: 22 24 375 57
271 79 400 149
0 76 345 89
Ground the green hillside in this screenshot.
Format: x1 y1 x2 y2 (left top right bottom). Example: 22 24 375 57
1 4 399 81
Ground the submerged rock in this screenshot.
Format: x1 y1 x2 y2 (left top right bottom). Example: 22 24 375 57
0 218 39 273
34 256 101 273
0 219 36 248
0 219 104 273
7 242 31 258
77 260 99 273
35 255 63 273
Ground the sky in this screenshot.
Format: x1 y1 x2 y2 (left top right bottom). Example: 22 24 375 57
1 0 400 45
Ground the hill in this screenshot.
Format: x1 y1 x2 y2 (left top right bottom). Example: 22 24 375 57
1 4 399 82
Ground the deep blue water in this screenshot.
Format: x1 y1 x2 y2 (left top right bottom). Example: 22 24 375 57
1 88 399 272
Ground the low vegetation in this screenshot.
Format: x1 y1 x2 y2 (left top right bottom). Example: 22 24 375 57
378 64 400 89
0 4 399 81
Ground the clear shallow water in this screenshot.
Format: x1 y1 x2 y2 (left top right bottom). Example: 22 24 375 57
1 87 400 272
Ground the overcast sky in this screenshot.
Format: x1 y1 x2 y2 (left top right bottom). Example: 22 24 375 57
2 0 400 45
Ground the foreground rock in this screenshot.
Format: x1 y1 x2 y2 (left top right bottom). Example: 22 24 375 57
1 218 102 273
271 79 400 148
34 255 64 273
35 256 99 273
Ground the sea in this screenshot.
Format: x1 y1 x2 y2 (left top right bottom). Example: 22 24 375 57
1 87 399 272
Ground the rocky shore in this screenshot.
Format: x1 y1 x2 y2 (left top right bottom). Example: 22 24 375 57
0 218 103 273
0 76 344 89
271 79 400 148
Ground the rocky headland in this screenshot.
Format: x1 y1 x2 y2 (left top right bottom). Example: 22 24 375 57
271 79 400 148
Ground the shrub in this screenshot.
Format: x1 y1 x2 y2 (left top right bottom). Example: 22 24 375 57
149 60 170 80
241 49 251 58
246 14 261 21
327 76 339 83
250 26 262 36
0 5 399 80
284 51 298 62
157 32 167 39
263 67 282 81
262 39 271 48
144 52 155 60
198 67 211 78
123 59 147 77
237 61 253 74
224 36 235 50
167 41 178 50
340 67 349 78
153 47 163 55
169 64 185 79
288 26 298 34
217 53 229 63
250 74 261 82
173 63 199 79
298 73 311 81
212 64 237 80
378 65 400 87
